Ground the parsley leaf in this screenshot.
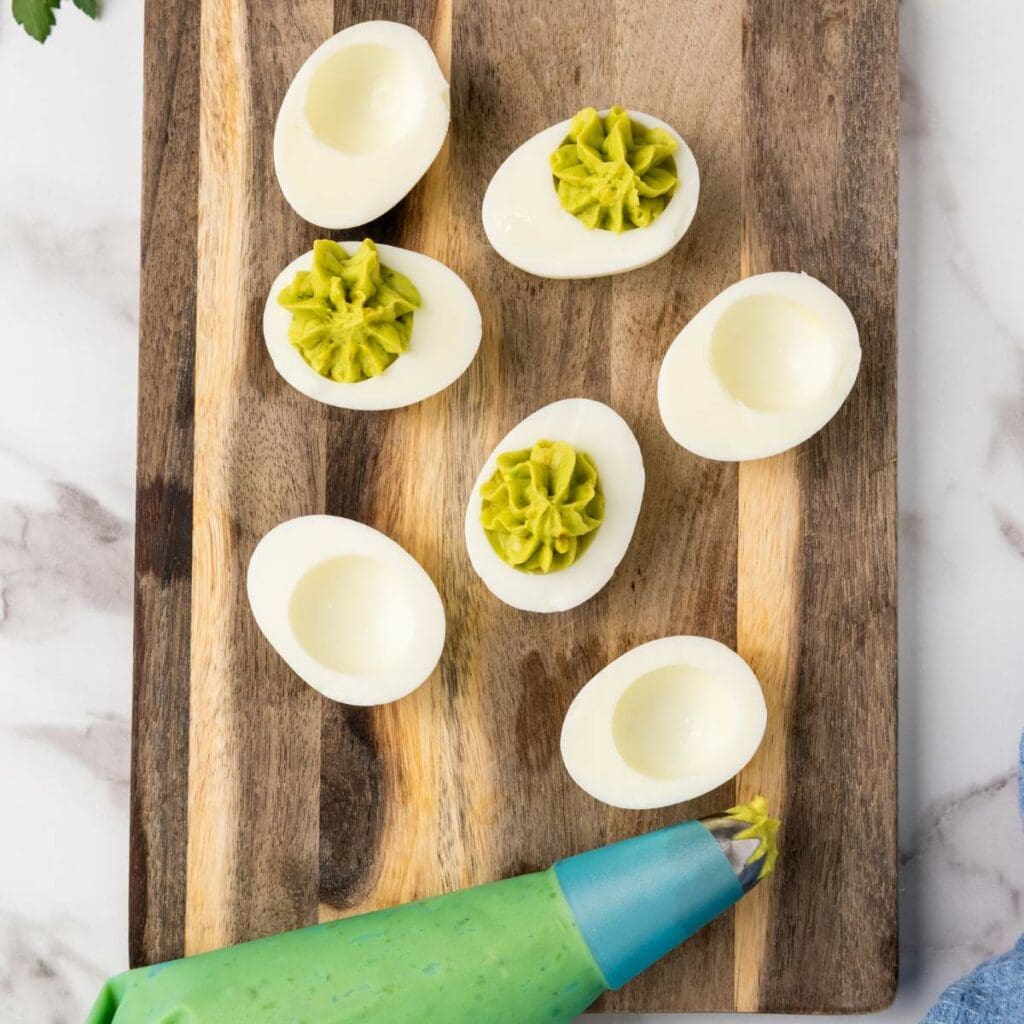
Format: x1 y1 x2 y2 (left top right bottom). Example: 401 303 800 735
12 0 99 43
13 0 59 41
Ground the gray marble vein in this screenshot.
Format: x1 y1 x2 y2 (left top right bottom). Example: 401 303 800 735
0 474 132 637
0 209 139 329
0 913 106 1024
16 713 130 802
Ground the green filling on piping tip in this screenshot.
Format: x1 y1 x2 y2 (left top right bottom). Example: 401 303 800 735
724 795 781 880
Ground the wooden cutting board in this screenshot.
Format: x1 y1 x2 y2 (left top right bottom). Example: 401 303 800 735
131 0 898 1013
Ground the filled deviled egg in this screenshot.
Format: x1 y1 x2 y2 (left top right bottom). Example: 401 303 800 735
263 238 482 409
465 398 644 613
482 106 699 279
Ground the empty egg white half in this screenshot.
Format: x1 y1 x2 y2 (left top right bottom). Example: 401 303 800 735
247 515 445 705
464 398 645 613
658 272 861 461
263 242 482 410
274 21 450 228
561 636 767 809
481 109 699 279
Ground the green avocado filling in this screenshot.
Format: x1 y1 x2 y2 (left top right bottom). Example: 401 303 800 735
725 796 781 880
277 238 421 383
480 440 604 574
550 106 678 232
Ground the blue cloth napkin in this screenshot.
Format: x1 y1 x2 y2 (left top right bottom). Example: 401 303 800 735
922 733 1024 1024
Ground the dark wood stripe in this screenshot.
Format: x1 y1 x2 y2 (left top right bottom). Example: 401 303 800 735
129 0 201 968
449 0 617 907
742 1 899 1012
320 412 389 911
319 705 386 909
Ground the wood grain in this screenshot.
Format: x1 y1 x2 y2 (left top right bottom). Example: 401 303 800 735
130 0 201 967
738 2 899 1012
186 0 330 953
132 0 898 1012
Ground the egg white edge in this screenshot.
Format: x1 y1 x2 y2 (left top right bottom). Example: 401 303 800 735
263 242 482 410
658 271 862 461
481 109 700 279
464 398 645 614
559 635 768 810
273 20 451 229
247 514 446 705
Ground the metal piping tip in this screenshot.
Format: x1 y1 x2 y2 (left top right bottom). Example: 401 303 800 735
700 796 780 894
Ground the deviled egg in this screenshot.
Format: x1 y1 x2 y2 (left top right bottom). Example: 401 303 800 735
263 238 482 410
561 636 767 809
482 106 699 279
658 272 861 460
274 21 450 228
248 515 445 705
465 398 644 613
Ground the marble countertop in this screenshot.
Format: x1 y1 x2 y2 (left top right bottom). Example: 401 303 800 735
1 3 1022 1021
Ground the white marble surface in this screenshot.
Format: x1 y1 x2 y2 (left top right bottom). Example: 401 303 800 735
1 3 1022 1022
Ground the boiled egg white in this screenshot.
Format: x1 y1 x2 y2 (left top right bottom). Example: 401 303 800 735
560 636 766 809
274 21 450 228
464 398 644 613
658 272 861 461
247 515 445 705
482 109 699 279
263 242 482 410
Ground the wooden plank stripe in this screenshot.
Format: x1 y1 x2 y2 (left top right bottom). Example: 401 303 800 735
186 0 330 954
734 450 803 1009
601 0 744 1012
316 0 465 924
186 0 254 954
129 0 202 968
737 1 899 1012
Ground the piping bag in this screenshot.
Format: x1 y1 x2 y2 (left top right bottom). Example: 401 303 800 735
87 798 779 1024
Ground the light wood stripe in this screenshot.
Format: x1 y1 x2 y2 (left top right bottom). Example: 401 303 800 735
365 0 475 910
733 450 803 1009
186 0 253 954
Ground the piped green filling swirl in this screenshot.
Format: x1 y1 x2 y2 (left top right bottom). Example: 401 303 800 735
725 796 781 880
278 238 421 383
550 106 678 232
481 441 604 574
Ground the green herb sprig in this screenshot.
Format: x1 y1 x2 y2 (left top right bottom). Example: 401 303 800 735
13 0 97 44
